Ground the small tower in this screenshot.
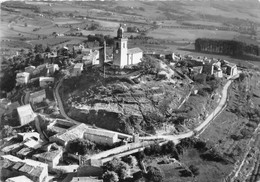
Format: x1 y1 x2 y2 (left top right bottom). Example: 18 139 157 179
99 40 106 68
113 24 128 68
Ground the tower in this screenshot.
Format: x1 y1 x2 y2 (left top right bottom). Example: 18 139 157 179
113 25 128 68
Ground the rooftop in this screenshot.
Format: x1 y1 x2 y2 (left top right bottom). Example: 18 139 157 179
17 147 34 156
1 155 22 162
74 63 84 69
6 175 33 182
29 166 44 177
70 177 102 182
29 89 46 99
39 77 54 81
1 143 23 153
24 139 43 149
33 149 62 161
51 123 89 143
17 104 35 119
19 163 34 173
84 128 117 139
127 47 143 54
16 72 30 77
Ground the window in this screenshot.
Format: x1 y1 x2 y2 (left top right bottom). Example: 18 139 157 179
123 43 125 48
116 42 119 49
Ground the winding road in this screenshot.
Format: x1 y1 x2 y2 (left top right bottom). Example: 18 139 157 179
54 73 239 144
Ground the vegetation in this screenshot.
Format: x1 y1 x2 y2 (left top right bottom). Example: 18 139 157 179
66 138 96 155
195 38 259 56
146 166 165 182
103 171 119 182
103 158 130 180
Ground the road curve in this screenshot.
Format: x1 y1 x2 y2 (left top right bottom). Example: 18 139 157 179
54 74 238 143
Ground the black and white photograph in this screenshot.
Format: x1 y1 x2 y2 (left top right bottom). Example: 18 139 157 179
0 0 260 181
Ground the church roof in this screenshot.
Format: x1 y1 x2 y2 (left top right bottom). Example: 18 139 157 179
127 47 143 54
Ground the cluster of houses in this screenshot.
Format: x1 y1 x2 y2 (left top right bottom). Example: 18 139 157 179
0 117 133 181
0 25 241 182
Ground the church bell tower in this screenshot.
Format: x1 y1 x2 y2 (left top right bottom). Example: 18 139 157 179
113 25 128 68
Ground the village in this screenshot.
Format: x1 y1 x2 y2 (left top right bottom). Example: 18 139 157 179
0 23 245 182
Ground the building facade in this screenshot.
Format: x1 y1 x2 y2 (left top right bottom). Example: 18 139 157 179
113 25 143 68
17 104 35 126
29 89 46 104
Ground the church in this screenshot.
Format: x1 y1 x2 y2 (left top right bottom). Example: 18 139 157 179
112 25 143 68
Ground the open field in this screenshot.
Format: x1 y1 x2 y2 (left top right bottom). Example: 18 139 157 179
148 28 240 41
183 20 224 27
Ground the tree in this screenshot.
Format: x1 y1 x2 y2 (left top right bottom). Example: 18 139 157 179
146 166 164 182
104 157 130 180
45 46 51 53
1 125 17 138
136 151 145 161
34 44 44 53
103 171 119 182
239 73 246 82
124 155 138 167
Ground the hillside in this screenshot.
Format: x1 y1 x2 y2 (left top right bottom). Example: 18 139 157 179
60 59 193 135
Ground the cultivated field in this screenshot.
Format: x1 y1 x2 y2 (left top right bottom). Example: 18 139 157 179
148 28 240 41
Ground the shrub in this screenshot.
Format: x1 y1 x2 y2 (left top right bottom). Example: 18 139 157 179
146 166 164 182
103 171 119 182
239 73 246 82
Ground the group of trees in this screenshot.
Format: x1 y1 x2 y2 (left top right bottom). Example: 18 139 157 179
144 141 179 160
103 157 131 181
86 34 114 47
195 38 259 56
137 56 161 74
66 138 96 155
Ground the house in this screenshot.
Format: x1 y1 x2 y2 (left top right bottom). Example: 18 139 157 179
24 138 44 150
73 44 85 53
226 63 238 76
1 156 48 182
191 66 203 74
17 104 35 126
127 48 143 65
29 89 46 104
17 132 40 141
72 63 84 77
47 51 57 58
33 149 63 169
6 175 33 182
17 147 34 159
24 66 36 74
83 128 118 146
49 123 89 146
1 143 24 155
39 77 54 88
113 25 143 68
82 50 100 66
16 72 30 85
47 64 59 75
